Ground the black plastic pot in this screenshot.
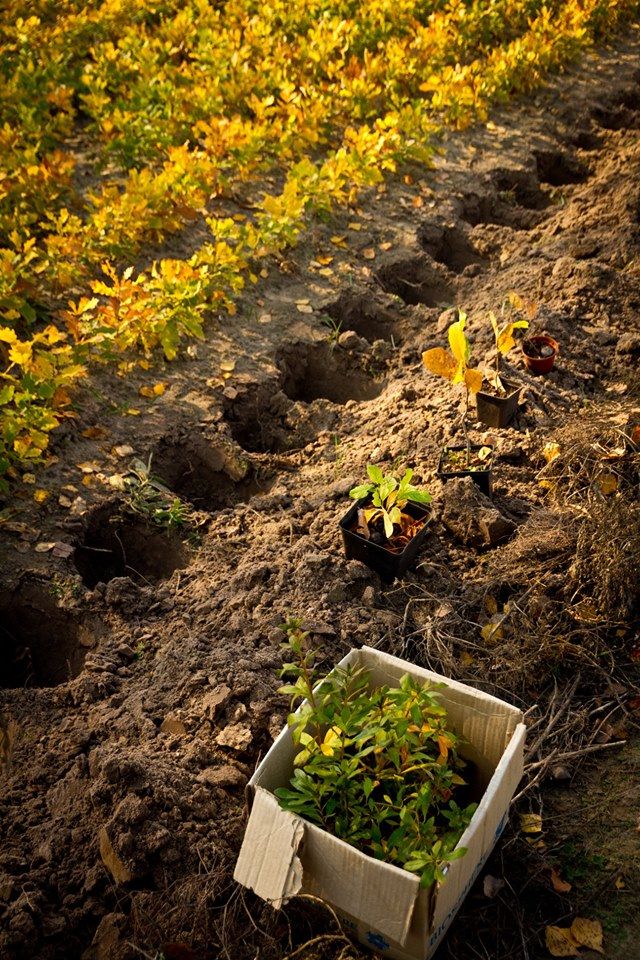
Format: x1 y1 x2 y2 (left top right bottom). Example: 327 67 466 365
437 445 493 497
476 378 520 429
339 499 432 582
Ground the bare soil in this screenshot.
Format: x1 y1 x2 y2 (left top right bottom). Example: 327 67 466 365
1 29 640 960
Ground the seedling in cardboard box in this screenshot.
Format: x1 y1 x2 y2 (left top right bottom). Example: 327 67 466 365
275 618 476 888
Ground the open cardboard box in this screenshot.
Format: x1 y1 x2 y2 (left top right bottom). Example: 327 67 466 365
234 646 526 960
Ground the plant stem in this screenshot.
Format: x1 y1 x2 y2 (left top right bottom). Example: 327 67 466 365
463 387 470 468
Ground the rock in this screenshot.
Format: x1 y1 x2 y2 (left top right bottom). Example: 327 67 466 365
83 912 126 960
362 585 376 606
160 715 187 736
337 330 368 352
98 828 134 884
197 765 247 789
616 333 640 356
0 875 15 901
437 307 457 333
440 478 516 547
216 723 252 752
201 684 232 719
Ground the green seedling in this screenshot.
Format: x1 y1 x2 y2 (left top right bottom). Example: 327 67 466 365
349 464 432 539
275 618 476 889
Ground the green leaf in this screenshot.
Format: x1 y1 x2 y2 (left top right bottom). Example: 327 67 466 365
367 463 384 484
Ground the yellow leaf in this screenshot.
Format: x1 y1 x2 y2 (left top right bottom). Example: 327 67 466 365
34 489 49 503
296 303 314 314
545 926 580 957
330 235 347 247
362 248 376 259
464 367 484 394
520 813 543 834
379 241 392 251
22 473 36 484
0 326 18 343
460 650 474 666
220 360 236 373
9 341 32 367
484 595 498 616
348 221 362 231
572 600 599 623
543 442 561 464
317 256 334 265
570 918 603 953
152 382 166 396
595 472 617 495
481 619 504 644
550 868 572 893
422 347 457 381
127 408 141 416
448 314 469 364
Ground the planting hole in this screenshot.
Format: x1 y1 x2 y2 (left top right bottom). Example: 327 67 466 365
73 504 188 589
324 290 400 343
375 254 453 307
534 149 588 186
277 341 384 404
0 585 87 688
417 221 487 273
458 190 538 231
223 379 294 453
152 436 271 511
487 166 547 210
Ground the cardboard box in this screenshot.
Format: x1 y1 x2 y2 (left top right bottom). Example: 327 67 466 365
234 646 526 960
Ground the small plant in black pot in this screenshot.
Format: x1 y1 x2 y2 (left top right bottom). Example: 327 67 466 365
475 301 529 429
340 464 432 581
422 311 494 496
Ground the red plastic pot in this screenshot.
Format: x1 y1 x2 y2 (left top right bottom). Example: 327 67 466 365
522 334 558 374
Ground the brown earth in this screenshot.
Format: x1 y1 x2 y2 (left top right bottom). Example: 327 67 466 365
1 27 640 960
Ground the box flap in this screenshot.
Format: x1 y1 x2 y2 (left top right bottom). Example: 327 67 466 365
233 787 304 908
302 820 421 946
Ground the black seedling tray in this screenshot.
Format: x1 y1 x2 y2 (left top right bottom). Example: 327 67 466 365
437 445 493 497
339 499 432 583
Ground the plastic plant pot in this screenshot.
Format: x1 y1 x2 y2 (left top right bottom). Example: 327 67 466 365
437 445 493 497
522 334 558 374
339 499 432 583
476 378 521 429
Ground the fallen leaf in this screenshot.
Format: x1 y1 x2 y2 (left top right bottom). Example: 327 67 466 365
33 489 49 503
379 241 392 251
22 473 36 484
220 359 236 372
260 268 269 278
571 599 599 623
126 408 141 416
595 471 618 495
113 444 134 458
258 313 272 324
58 495 72 508
139 382 166 398
362 248 376 260
348 221 362 231
318 267 334 277
296 303 314 314
545 926 580 957
520 813 543 834
615 876 626 889
317 255 333 265
483 875 505 898
330 235 347 247
82 426 109 439
481 617 504 644
551 868 572 893
543 441 561 463
484 595 498 616
631 424 640 445
460 650 474 666
571 918 603 953
412 195 424 208
52 542 74 559
35 542 55 553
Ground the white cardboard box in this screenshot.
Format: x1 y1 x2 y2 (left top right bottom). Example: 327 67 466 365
234 646 526 960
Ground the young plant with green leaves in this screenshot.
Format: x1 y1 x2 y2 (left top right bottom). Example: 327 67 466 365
275 618 476 889
349 464 432 540
422 311 483 465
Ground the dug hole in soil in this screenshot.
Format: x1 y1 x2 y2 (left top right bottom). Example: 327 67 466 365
1 31 640 960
